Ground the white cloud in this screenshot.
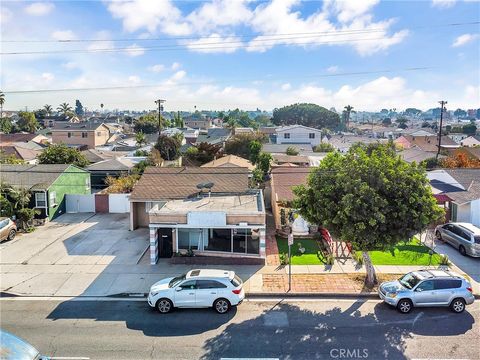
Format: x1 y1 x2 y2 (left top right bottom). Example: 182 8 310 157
41 72 54 82
323 0 380 23
452 33 479 47
327 66 339 73
51 30 76 41
62 61 78 70
185 34 243 53
87 31 114 52
24 2 55 16
281 83 291 91
128 75 141 84
124 44 146 57
148 64 165 73
171 62 181 70
431 0 457 9
0 6 13 23
171 70 186 81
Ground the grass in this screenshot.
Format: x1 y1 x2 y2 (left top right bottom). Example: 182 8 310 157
368 238 441 266
276 236 326 265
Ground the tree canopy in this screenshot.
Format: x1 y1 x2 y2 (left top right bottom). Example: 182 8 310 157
154 134 182 161
17 111 39 133
224 133 266 159
37 143 89 167
134 113 168 134
294 144 443 285
272 103 341 129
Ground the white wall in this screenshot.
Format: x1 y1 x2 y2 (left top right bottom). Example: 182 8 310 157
456 202 472 223
109 194 130 213
470 199 480 227
66 194 95 213
276 127 321 146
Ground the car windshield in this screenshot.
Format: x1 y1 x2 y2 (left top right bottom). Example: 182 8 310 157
168 274 186 288
398 273 421 290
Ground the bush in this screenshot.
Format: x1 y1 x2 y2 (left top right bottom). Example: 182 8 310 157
133 149 149 157
279 253 289 265
439 254 450 266
325 254 335 265
352 251 363 265
313 142 335 153
286 146 299 156
280 208 287 226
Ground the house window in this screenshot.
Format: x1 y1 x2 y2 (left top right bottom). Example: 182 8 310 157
82 132 88 138
309 133 315 139
49 191 57 206
205 228 232 252
145 202 163 212
35 192 46 208
233 228 260 254
85 177 91 189
178 228 203 250
284 133 290 139
67 132 72 138
97 131 102 136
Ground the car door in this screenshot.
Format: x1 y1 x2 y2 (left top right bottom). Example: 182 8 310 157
0 219 7 240
441 224 455 244
196 280 227 307
433 279 462 305
174 280 197 307
412 280 436 305
450 225 467 249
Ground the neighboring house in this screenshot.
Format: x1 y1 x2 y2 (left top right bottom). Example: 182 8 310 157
0 133 48 145
428 169 480 227
394 134 459 152
181 128 199 144
259 126 277 143
327 135 387 153
269 166 309 230
0 164 91 221
448 133 470 144
272 154 310 167
275 125 323 146
201 155 255 171
51 121 110 149
234 127 255 135
0 133 48 163
86 157 136 188
42 115 79 128
129 167 265 263
196 128 232 146
262 143 314 155
0 145 41 164
184 118 212 129
461 135 480 147
81 149 130 164
399 147 444 164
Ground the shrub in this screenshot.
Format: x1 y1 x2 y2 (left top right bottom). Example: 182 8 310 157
325 254 335 265
286 146 299 155
313 142 335 152
279 253 289 265
352 251 363 265
439 254 450 266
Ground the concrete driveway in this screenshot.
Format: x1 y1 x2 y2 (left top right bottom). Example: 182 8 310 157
0 213 149 296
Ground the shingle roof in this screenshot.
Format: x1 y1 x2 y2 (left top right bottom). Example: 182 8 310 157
270 166 310 202
130 167 249 201
262 144 313 154
272 154 309 164
400 147 444 164
0 133 41 143
86 158 135 172
51 121 106 131
200 155 255 171
0 164 82 190
403 135 458 152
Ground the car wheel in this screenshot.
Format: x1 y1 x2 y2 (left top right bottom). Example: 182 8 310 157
7 229 16 241
459 245 467 256
213 298 231 314
435 231 442 241
450 298 466 313
156 298 173 314
397 299 413 314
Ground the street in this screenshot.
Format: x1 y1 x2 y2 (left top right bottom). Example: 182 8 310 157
1 297 478 360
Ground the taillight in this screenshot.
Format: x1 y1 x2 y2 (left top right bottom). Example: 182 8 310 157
467 287 473 293
232 288 242 295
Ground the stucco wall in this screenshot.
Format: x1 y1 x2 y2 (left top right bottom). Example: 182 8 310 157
131 202 150 229
276 127 321 146
52 128 109 149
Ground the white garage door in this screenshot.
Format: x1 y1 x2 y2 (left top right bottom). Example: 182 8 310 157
66 194 95 213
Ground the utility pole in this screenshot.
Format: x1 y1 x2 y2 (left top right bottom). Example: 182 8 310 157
155 99 166 136
436 100 447 160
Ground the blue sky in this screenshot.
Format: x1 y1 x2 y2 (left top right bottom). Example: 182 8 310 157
1 0 479 112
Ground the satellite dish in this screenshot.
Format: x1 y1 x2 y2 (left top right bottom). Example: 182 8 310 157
196 182 206 190
203 182 214 189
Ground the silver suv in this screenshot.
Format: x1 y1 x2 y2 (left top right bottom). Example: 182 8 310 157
378 270 474 314
435 222 480 257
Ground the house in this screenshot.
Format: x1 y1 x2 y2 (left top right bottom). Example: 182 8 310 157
0 145 41 164
129 167 265 263
51 121 110 149
0 133 48 163
195 128 232 146
399 147 444 164
428 169 480 227
327 135 387 153
0 164 91 221
269 167 309 230
272 154 310 167
0 133 48 145
201 155 255 171
448 133 470 144
81 149 130 164
275 125 323 146
262 143 314 155
184 118 212 129
86 157 136 188
394 134 459 152
461 135 480 147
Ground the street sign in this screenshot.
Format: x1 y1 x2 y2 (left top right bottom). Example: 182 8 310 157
288 234 294 246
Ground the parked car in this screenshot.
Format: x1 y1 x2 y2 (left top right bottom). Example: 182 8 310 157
0 329 50 359
147 269 244 314
0 217 17 242
435 222 480 257
378 270 474 314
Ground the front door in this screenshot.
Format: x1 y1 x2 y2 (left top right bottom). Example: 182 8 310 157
158 228 173 258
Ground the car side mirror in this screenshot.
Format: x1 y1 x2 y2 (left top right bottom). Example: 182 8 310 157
416 288 423 292
175 287 182 292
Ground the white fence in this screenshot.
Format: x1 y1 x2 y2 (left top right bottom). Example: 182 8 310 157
109 194 130 213
66 194 95 213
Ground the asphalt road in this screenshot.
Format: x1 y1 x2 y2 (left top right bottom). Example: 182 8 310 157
1 297 479 360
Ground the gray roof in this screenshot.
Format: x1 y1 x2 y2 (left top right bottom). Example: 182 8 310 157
400 148 444 164
428 168 480 204
0 164 84 190
86 158 135 172
444 169 480 190
262 143 313 155
51 120 106 131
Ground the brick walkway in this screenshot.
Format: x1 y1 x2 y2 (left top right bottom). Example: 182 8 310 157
262 273 401 293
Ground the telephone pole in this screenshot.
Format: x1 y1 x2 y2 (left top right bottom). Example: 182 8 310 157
436 100 447 160
155 99 166 136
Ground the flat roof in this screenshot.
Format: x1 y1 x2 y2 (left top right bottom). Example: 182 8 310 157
150 192 263 214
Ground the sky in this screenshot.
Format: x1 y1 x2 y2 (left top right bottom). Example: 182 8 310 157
0 0 479 112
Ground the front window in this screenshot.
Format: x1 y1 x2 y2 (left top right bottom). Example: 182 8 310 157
205 228 231 252
398 273 421 289
284 133 290 139
67 132 72 138
35 192 46 207
178 228 202 250
309 133 315 139
168 274 186 288
49 191 57 206
82 132 88 138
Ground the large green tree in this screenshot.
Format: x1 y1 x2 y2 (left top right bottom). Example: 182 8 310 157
133 113 167 134
57 103 72 116
17 111 39 133
294 144 443 285
224 133 266 159
272 103 340 129
248 140 262 164
154 134 182 161
37 143 89 167
0 117 13 133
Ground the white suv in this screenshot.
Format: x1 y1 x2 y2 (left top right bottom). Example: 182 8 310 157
147 269 245 314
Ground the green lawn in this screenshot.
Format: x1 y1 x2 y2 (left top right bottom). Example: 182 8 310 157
368 238 441 266
276 237 326 265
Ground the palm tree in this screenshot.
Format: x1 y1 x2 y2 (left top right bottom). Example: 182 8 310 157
135 131 147 147
0 91 5 118
57 103 72 116
44 104 53 116
344 105 355 129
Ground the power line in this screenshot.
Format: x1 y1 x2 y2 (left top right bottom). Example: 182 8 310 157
2 20 478 43
2 66 432 94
